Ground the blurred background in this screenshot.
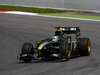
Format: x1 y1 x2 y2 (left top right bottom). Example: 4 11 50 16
0 0 100 11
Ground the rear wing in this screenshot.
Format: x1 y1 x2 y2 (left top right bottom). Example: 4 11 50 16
55 27 80 35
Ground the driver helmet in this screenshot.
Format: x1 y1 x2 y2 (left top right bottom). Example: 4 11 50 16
52 36 59 42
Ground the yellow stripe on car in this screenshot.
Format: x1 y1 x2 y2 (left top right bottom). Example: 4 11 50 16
38 42 48 50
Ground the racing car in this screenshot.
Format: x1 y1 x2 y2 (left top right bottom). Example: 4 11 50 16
18 27 91 62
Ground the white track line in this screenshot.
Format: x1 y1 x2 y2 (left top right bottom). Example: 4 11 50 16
5 11 38 16
38 15 100 22
2 11 100 22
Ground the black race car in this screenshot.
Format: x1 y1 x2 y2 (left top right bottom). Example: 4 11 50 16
18 27 91 62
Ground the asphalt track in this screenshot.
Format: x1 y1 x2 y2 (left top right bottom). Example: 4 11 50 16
0 13 100 75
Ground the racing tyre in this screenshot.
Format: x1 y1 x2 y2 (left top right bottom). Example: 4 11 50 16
78 38 91 56
20 43 34 62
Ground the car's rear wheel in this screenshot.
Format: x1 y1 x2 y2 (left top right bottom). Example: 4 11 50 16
77 38 91 56
20 43 34 62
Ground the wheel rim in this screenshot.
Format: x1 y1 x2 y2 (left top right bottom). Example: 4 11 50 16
88 46 91 55
88 41 91 55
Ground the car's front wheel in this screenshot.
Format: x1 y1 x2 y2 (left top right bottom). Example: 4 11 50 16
20 42 34 63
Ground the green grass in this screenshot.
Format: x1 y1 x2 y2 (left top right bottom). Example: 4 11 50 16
0 5 65 13
0 5 100 20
